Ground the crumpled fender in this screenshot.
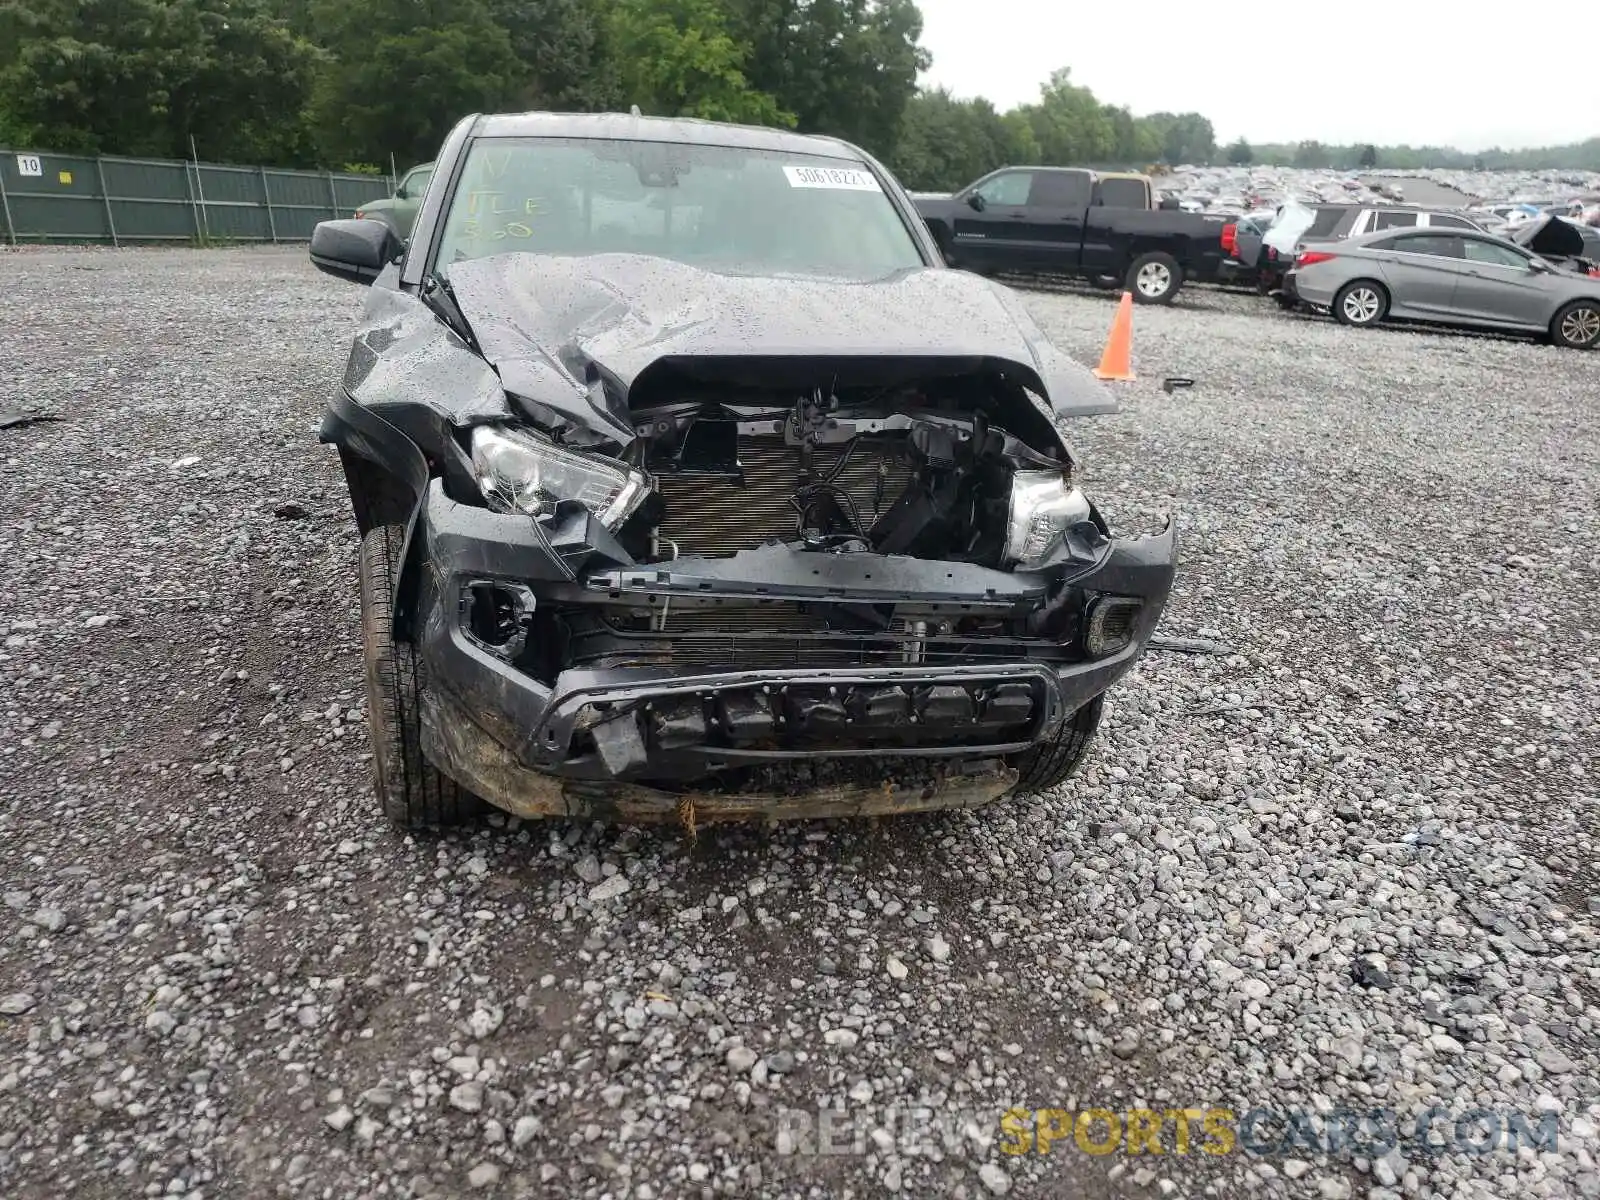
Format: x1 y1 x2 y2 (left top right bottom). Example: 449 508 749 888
319 388 431 637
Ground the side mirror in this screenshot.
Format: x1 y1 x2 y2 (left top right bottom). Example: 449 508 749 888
966 192 986 212
310 218 402 285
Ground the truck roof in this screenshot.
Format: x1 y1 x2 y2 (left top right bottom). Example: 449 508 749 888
472 111 865 161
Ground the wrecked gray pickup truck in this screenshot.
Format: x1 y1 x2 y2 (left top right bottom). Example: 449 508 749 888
309 111 1176 828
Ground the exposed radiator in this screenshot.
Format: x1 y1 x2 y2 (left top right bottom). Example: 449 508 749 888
654 438 915 557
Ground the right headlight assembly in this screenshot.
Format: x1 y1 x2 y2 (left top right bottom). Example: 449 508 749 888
1003 471 1094 569
470 424 650 530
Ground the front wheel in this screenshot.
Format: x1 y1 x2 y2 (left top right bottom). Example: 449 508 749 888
1127 252 1183 304
1552 300 1600 349
358 524 483 829
1009 694 1105 794
1333 280 1388 327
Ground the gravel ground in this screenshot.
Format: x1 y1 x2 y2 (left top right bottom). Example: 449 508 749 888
1 247 1596 1200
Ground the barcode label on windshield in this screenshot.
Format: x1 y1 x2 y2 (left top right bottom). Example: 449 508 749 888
783 165 881 191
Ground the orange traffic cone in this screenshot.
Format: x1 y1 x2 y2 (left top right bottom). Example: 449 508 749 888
1092 291 1136 382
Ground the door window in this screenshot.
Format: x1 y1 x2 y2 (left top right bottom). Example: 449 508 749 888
1030 171 1092 209
1387 234 1463 258
1091 177 1147 209
400 167 433 199
1372 210 1419 230
1428 214 1477 230
1460 239 1530 268
971 171 1035 207
1308 207 1349 238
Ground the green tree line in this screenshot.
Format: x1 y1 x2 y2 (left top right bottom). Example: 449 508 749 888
1225 135 1600 173
1 0 1596 183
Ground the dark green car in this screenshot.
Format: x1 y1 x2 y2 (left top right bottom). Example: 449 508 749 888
353 161 435 240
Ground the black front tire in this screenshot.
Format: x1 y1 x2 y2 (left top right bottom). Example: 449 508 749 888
1009 694 1105 794
1127 252 1183 304
358 524 482 828
1551 300 1600 349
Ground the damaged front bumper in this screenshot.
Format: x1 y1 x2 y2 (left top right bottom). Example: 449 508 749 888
413 482 1176 820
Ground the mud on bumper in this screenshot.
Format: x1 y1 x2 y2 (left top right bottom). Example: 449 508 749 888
411 483 1176 819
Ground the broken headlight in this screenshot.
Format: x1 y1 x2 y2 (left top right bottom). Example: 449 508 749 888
1003 471 1093 569
470 424 649 529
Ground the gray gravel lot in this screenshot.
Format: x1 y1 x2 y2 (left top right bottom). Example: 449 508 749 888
1358 177 1473 207
1 246 1597 1200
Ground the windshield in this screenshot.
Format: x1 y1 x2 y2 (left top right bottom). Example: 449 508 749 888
435 137 924 279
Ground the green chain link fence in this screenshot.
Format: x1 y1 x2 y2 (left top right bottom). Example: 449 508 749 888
0 148 396 245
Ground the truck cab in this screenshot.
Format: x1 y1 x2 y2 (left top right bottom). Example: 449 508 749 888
944 167 1103 278
914 166 1228 303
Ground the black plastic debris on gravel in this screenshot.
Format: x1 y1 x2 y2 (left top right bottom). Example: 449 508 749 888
0 409 64 430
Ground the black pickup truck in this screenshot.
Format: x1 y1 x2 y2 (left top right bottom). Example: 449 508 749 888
912 167 1232 304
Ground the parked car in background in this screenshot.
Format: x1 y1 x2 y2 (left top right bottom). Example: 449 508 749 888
1229 203 1347 292
305 112 1176 828
913 166 1231 303
1280 227 1600 348
1326 206 1485 238
352 161 435 241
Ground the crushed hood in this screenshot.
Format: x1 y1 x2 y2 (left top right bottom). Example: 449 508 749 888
443 253 1116 444
1507 215 1586 261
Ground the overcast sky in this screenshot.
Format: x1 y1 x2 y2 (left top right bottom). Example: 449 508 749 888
914 0 1592 150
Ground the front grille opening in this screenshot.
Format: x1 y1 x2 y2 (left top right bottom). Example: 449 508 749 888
519 609 572 686
619 678 1043 755
652 438 916 557
556 604 1074 672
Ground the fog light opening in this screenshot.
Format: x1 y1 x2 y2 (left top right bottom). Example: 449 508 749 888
1085 596 1142 658
461 581 535 657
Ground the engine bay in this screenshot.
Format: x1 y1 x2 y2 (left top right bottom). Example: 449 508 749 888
614 379 1077 568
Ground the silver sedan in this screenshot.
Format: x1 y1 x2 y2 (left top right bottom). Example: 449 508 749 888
1280 228 1600 348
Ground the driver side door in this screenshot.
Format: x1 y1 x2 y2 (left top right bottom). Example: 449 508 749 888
950 169 1036 273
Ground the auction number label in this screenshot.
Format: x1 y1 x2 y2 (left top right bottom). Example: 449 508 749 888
783 165 881 192
16 154 42 177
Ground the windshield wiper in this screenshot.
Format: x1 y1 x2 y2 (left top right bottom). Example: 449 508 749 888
420 271 479 351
